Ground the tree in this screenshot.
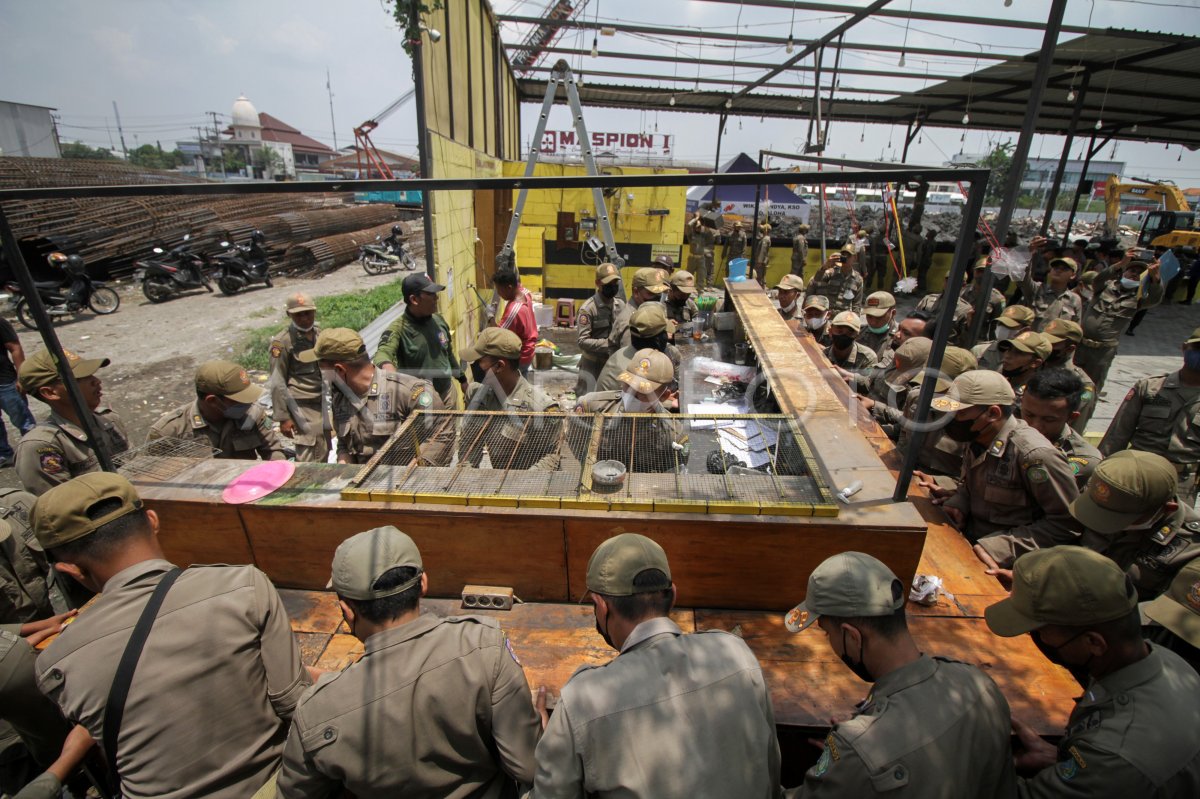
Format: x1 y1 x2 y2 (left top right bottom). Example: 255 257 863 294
977 142 1027 206
253 146 285 176
61 140 117 160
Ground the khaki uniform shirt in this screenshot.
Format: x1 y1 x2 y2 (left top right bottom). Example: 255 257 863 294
2 625 71 780
791 234 809 275
374 312 464 404
278 614 540 799
810 267 864 313
530 617 781 799
916 293 973 345
891 384 967 477
971 340 1006 373
574 392 686 472
1053 425 1102 491
148 400 286 461
269 324 323 417
1082 504 1200 602
1022 277 1083 332
664 296 698 325
36 560 310 799
791 656 1016 798
595 344 681 393
949 417 1080 566
858 323 896 361
0 489 55 624
1080 266 1164 345
15 408 129 496
726 230 747 261
961 282 1006 322
467 375 555 413
1017 646 1200 798
1100 372 1200 470
753 234 772 267
576 294 628 367
330 370 445 465
824 341 878 372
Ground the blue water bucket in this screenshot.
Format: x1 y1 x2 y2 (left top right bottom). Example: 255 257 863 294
728 257 749 282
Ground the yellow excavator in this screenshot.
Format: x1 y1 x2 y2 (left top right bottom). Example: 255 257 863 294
1105 175 1200 249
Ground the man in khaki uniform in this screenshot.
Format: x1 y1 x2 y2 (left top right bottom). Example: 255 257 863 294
961 259 1006 332
809 246 864 313
278 526 540 798
627 267 667 312
823 312 878 372
664 270 698 325
1141 559 1200 673
597 304 681 394
1100 327 1200 504
1040 319 1097 432
299 328 448 466
972 305 1035 371
690 217 717 290
576 350 685 471
859 291 897 360
33 473 310 798
269 293 329 463
784 552 1015 798
1022 245 1083 331
998 330 1050 395
15 349 128 497
773 274 805 323
915 291 973 346
986 546 1200 796
790 223 810 277
916 372 1078 563
1076 257 1163 391
752 223 772 286
1070 451 1200 602
530 533 780 798
575 263 628 396
724 220 747 267
148 360 286 461
1020 369 1101 492
801 295 833 347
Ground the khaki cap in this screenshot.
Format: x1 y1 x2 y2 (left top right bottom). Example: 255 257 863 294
668 270 697 294
914 346 976 392
595 262 621 284
298 328 367 364
838 245 855 257
585 533 672 597
1141 560 1200 649
797 223 811 232
632 267 668 293
329 526 423 601
18 348 110 394
653 255 676 271
894 337 933 373
1000 330 1051 360
618 348 674 394
31 472 144 550
460 327 521 363
774 274 805 292
1049 256 1079 273
285 293 316 314
195 360 262 403
0 517 10 544
803 295 830 312
629 303 668 337
863 291 896 316
1043 318 1083 344
995 305 1035 329
1186 326 1200 345
932 370 1014 413
830 311 862 333
784 552 903 633
973 257 990 271
1080 270 1099 287
1070 450 1178 535
985 546 1138 636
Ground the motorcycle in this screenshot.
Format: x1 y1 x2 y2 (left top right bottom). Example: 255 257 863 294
359 235 417 275
7 253 120 330
214 231 273 296
134 234 215 303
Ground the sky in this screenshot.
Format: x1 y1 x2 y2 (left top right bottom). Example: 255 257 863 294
3 0 1198 184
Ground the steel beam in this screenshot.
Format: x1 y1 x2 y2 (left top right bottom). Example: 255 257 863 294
1041 72 1091 236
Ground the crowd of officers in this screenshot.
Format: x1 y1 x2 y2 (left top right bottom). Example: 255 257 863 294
3 226 1200 796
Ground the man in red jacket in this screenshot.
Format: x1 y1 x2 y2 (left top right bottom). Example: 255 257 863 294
493 269 538 375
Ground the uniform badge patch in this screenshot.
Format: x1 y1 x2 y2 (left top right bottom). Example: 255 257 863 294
437 330 449 348
270 344 282 359
1094 481 1111 502
1055 759 1078 781
39 451 66 474
504 636 522 665
1188 580 1200 612
813 747 832 777
1026 465 1050 484
577 313 590 327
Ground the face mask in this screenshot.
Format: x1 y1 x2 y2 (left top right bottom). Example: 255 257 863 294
601 282 620 298
832 334 855 349
222 401 251 421
1120 277 1142 290
1001 363 1031 378
995 326 1015 341
944 412 984 443
806 316 827 331
1125 509 1167 534
622 392 656 413
1185 350 1200 372
594 606 616 650
293 322 315 333
867 322 891 335
780 299 797 314
839 627 874 682
1031 629 1092 676
1045 349 1070 367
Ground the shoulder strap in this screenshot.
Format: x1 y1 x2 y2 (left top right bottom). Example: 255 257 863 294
103 567 182 794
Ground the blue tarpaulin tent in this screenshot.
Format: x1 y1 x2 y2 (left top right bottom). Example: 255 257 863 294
686 153 811 210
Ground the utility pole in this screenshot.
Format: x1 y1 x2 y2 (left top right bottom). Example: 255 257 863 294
207 111 227 178
112 100 129 159
408 6 437 280
326 68 339 151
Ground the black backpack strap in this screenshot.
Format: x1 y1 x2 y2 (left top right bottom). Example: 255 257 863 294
103 567 182 794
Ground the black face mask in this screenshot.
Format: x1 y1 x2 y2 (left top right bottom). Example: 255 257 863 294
1001 363 1031 378
1045 350 1070 367
832 334 855 349
1031 629 1092 679
601 282 620 298
595 605 616 650
840 627 874 682
943 412 984 443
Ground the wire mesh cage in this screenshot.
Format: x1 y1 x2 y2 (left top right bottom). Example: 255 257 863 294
113 437 218 482
344 410 837 516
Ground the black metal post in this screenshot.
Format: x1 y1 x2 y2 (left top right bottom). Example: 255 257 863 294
967 0 1068 346
1063 131 1103 240
712 112 727 210
409 6 438 279
1041 71 1090 237
0 208 113 471
751 150 765 246
893 172 989 502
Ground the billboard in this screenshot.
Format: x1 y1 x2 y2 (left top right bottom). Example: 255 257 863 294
540 130 672 157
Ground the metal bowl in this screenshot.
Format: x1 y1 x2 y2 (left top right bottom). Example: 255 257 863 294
592 459 627 487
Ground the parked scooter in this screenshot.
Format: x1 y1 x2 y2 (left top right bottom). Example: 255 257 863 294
6 252 121 330
134 233 215 303
214 230 273 295
360 225 417 274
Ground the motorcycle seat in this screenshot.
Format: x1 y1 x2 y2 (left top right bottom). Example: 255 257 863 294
34 281 64 290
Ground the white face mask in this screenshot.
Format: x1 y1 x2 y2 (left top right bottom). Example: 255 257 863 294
622 391 657 413
293 322 315 333
995 326 1015 341
1120 277 1142 290
806 316 827 331
780 299 797 314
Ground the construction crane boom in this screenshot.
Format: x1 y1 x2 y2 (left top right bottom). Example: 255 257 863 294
353 87 418 180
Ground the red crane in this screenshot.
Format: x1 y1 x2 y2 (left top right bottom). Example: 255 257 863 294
353 87 416 180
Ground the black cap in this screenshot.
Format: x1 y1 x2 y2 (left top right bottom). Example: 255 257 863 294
402 273 446 299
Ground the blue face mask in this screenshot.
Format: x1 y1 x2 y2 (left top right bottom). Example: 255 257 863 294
1185 350 1200 372
1120 277 1142 290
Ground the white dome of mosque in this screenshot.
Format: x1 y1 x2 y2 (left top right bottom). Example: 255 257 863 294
231 94 261 128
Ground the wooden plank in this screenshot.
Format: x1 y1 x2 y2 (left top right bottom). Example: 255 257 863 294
295 632 332 666
281 587 346 634
145 496 254 567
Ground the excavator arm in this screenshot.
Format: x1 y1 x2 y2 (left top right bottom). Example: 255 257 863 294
1105 175 1192 236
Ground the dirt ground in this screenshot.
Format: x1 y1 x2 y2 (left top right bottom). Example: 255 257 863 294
0 262 400 490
